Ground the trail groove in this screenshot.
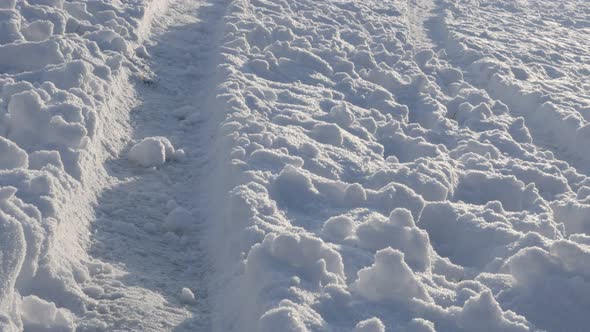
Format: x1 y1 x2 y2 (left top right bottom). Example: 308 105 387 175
79 1 225 330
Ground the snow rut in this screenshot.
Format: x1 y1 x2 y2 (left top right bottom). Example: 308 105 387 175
78 1 225 330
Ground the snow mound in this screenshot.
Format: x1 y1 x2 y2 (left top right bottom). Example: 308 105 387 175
1 0 589 330
356 209 431 272
258 305 308 332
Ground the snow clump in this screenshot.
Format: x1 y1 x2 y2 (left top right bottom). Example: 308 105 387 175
179 287 196 304
128 136 182 167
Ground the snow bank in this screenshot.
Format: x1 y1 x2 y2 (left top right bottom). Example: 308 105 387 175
0 0 169 328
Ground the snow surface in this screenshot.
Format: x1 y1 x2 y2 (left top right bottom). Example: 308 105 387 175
1 0 590 331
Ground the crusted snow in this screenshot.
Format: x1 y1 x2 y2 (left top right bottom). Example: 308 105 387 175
0 0 589 331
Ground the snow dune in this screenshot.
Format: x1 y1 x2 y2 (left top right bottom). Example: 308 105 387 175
1 0 590 331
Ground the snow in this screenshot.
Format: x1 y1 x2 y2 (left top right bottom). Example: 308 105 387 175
165 206 194 234
354 318 385 332
179 287 196 305
353 248 432 304
19 295 75 332
0 0 179 329
205 0 590 330
356 209 431 272
258 305 308 332
322 215 355 241
405 319 436 332
0 0 589 330
128 136 176 167
0 137 27 170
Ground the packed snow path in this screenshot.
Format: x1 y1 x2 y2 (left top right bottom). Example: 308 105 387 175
78 0 222 330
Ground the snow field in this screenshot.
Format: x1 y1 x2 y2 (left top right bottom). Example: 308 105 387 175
2 0 590 331
206 0 590 331
435 0 590 173
430 1 590 330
